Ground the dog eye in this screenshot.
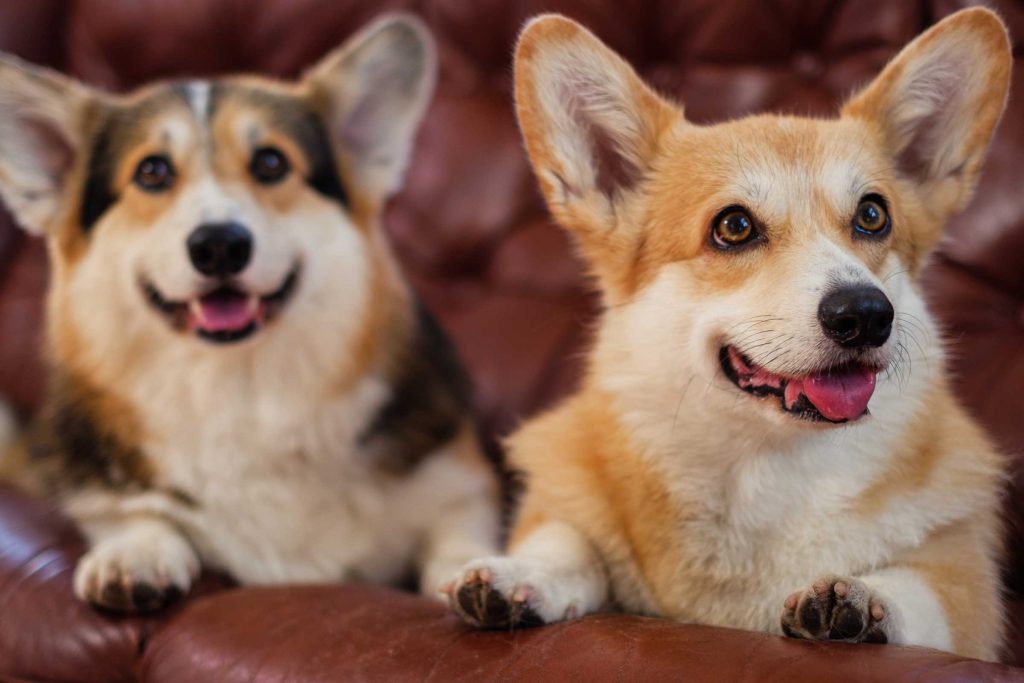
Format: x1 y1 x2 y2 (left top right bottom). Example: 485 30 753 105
250 147 290 184
133 155 175 192
711 208 757 248
854 195 890 236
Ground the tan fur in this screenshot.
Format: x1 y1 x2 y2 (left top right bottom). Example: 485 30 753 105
451 9 1012 661
0 14 499 614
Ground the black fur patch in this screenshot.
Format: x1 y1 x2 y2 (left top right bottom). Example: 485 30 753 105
79 88 189 232
359 303 473 476
80 123 118 231
28 373 151 491
229 87 349 207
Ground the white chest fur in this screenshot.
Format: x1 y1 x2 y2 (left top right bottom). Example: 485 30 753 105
117 340 425 585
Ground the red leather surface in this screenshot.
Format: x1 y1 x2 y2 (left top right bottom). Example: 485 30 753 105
141 585 1024 683
0 0 1022 680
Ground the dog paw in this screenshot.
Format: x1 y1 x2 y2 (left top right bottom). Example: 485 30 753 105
445 557 581 629
73 526 199 615
781 576 890 643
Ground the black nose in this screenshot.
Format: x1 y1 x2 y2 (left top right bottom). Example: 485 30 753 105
186 222 252 277
818 285 894 348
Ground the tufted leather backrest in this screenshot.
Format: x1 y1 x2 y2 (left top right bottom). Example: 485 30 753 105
0 0 1022 587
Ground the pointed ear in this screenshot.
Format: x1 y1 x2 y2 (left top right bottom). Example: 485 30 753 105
513 15 678 237
305 13 437 200
0 55 97 235
842 8 1011 210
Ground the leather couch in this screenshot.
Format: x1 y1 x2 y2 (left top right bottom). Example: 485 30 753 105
1 1 1022 680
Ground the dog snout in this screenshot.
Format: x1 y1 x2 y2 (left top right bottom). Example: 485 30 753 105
817 285 894 349
186 222 253 277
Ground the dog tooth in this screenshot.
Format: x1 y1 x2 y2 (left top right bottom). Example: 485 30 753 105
188 299 203 322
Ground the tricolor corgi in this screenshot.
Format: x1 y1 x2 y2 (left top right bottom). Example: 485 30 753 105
0 14 499 614
448 9 1011 662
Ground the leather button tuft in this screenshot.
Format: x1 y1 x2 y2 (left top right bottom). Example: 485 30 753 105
793 52 824 79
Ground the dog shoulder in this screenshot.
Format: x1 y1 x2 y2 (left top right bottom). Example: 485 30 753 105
25 370 153 495
357 301 476 476
854 377 1004 520
507 389 680 607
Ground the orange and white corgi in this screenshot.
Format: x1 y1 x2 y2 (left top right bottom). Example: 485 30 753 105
448 9 1012 661
0 14 499 614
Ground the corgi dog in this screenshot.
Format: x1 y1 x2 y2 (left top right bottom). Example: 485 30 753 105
447 9 1012 662
0 14 499 614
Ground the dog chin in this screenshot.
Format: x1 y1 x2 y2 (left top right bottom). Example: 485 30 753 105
140 266 300 345
718 345 884 426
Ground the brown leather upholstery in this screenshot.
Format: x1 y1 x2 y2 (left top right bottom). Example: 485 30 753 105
1 0 1023 680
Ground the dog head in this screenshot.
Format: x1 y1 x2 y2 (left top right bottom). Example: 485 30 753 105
514 10 1011 428
0 14 434 367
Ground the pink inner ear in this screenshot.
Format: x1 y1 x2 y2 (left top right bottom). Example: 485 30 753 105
21 116 74 183
890 68 967 180
337 55 423 161
586 111 641 199
558 83 642 199
339 97 377 157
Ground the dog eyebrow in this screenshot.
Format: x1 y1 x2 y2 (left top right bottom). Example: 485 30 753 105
225 87 349 208
81 88 189 232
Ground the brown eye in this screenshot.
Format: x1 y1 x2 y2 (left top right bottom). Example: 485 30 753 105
134 155 175 192
854 195 889 235
250 146 290 184
712 208 756 248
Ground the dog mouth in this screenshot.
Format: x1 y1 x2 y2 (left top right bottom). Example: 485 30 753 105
142 267 299 344
719 346 879 424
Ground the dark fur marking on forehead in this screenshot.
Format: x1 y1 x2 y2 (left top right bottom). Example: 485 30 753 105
358 302 473 476
229 87 348 207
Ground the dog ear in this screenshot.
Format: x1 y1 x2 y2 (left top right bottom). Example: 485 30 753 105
305 13 437 200
513 15 678 241
842 8 1011 213
0 55 97 235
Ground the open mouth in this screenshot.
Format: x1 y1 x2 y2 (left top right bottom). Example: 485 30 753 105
142 267 299 344
719 346 878 424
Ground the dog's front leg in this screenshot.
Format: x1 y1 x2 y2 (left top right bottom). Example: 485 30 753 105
447 515 608 629
418 486 500 601
780 519 1002 661
72 512 199 614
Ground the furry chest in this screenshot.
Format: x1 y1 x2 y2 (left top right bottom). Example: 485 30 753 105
146 391 415 585
606 490 926 630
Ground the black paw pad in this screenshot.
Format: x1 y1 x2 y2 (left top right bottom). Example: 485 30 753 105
829 604 866 640
455 578 545 629
863 627 888 644
95 581 180 615
798 594 830 636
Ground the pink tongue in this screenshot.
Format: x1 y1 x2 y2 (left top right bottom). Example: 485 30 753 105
195 296 254 332
800 367 877 422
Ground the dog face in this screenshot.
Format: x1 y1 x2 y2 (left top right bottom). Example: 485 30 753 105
514 10 1010 427
0 15 434 356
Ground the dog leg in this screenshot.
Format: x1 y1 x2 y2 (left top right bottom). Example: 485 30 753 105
419 490 500 601
73 514 199 614
781 519 1002 660
448 519 608 628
